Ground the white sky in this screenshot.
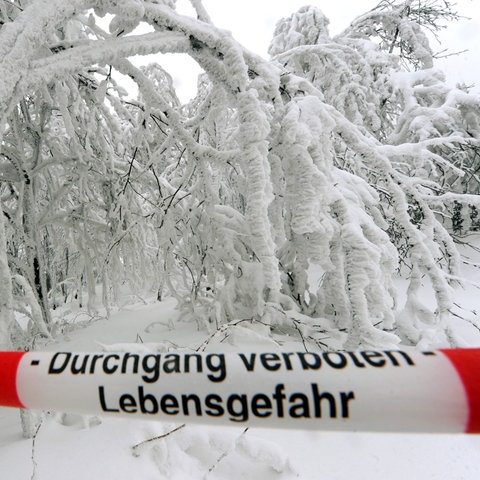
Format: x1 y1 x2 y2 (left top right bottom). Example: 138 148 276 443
165 0 480 102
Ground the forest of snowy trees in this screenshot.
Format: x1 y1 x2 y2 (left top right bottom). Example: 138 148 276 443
0 0 479 353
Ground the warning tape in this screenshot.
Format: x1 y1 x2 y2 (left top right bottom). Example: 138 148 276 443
0 349 479 433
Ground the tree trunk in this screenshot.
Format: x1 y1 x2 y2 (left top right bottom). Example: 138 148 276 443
0 203 13 350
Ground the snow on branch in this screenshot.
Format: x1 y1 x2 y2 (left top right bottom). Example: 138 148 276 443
0 0 478 350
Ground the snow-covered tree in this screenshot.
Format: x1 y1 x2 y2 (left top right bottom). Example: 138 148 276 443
0 1 168 346
0 0 478 351
268 2 480 347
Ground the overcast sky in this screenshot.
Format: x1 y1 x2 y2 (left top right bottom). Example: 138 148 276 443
167 0 480 101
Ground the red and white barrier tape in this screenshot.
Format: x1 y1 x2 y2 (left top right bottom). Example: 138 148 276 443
0 349 479 433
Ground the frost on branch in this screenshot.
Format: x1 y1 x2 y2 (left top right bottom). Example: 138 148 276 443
0 0 478 349
268 3 480 347
268 6 331 57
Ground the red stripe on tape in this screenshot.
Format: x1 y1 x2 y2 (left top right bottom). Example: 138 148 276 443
0 352 26 408
441 349 480 433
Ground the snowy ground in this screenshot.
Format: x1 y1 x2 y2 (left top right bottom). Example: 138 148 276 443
1 237 480 479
